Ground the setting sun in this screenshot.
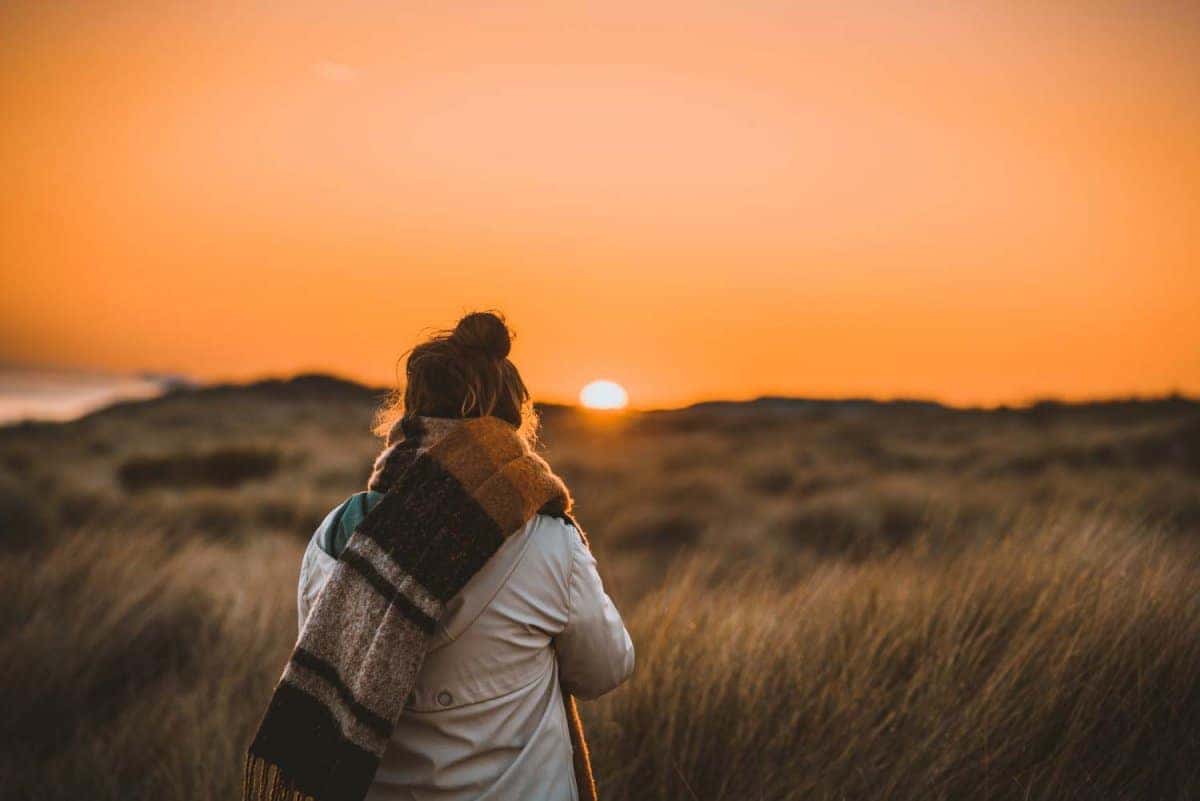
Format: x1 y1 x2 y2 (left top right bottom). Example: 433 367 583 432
579 380 629 410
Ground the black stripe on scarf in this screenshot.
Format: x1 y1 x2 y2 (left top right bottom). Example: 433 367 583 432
291 648 394 739
356 454 506 602
249 683 380 801
339 549 438 635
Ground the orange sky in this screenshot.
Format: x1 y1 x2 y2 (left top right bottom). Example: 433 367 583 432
2 2 1198 408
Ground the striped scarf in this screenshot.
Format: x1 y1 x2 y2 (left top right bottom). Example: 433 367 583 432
244 415 597 801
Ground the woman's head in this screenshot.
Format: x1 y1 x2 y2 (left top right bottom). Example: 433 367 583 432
375 311 537 440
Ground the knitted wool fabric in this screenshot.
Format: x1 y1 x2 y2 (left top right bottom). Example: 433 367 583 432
244 416 598 801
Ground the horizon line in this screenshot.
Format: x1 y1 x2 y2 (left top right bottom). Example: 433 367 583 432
2 363 1197 417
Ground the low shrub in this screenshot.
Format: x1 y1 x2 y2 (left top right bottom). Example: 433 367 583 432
743 463 794 495
613 508 705 552
777 489 927 559
117 447 281 492
0 475 50 551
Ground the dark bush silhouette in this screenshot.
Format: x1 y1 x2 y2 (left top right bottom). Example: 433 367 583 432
744 463 794 495
118 447 281 491
780 491 926 559
616 509 703 552
0 476 50 551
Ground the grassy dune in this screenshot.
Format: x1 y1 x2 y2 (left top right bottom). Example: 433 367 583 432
1 377 1197 799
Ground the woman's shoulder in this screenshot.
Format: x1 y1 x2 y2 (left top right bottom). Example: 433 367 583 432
526 511 579 541
314 490 387 558
516 513 586 575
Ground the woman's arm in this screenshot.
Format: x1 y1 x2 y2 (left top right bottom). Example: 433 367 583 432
555 529 635 700
297 533 337 632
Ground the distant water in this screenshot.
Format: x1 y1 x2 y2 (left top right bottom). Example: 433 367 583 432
0 368 188 425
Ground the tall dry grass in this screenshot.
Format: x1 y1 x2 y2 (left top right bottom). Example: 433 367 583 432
0 531 298 800
5 516 1199 800
590 516 1200 800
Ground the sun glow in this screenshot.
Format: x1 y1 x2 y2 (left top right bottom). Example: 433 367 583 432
579 380 629 410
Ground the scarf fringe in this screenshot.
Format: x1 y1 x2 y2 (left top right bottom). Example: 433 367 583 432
243 754 316 801
245 708 594 801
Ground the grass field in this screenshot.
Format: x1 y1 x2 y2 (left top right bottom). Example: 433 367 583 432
2 375 1198 800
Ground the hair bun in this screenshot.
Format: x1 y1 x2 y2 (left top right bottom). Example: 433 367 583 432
451 311 512 359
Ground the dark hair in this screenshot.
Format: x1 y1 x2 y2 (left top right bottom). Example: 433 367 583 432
374 311 537 440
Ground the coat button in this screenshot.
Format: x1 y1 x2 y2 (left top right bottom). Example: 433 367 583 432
436 690 453 707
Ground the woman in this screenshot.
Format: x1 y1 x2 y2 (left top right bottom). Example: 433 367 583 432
245 312 634 801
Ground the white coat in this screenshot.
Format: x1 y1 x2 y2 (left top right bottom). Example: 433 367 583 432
298 508 634 801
